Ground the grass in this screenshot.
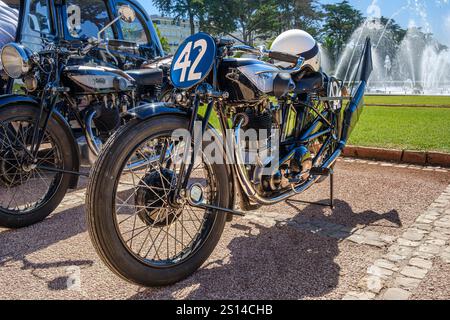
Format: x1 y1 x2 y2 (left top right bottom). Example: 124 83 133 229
349 106 450 153
365 95 450 106
199 96 450 153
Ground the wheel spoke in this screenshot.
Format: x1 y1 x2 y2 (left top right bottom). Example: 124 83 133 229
113 134 217 266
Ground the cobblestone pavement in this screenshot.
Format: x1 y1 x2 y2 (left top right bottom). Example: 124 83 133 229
342 184 450 300
0 159 449 300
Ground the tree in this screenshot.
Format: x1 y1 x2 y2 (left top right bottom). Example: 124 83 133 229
276 0 322 37
152 0 204 35
153 23 171 53
320 0 364 60
216 0 280 45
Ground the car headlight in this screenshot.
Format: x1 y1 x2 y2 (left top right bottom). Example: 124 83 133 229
1 43 32 79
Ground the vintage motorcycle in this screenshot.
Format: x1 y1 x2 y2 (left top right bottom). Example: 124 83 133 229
0 6 169 228
86 32 372 286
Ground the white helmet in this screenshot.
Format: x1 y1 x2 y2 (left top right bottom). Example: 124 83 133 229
271 29 321 72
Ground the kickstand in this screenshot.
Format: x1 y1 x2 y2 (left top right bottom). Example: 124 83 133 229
287 169 335 210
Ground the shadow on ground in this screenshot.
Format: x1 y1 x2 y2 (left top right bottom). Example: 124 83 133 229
0 204 93 290
130 199 401 300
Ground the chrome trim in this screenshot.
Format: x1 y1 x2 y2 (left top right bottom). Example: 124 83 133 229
84 109 103 157
233 119 341 205
1 43 32 79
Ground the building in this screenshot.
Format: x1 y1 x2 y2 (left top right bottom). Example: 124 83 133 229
151 15 199 54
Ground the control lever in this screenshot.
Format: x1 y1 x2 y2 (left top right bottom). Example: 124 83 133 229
256 56 305 75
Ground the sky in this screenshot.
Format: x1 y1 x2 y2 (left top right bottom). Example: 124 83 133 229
137 0 450 45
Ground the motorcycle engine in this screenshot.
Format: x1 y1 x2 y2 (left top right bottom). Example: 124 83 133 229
238 100 312 194
76 93 132 136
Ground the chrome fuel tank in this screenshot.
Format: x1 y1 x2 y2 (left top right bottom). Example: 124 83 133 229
62 65 135 95
218 58 280 102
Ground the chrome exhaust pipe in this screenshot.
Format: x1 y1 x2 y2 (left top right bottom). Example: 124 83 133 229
84 109 102 157
234 119 328 205
233 80 364 205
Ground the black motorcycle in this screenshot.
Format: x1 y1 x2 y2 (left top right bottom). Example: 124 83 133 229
86 32 372 286
0 6 168 228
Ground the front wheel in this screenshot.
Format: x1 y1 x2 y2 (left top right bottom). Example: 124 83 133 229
0 105 74 228
86 115 230 287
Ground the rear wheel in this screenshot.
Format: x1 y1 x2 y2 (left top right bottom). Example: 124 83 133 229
87 115 230 286
0 105 73 228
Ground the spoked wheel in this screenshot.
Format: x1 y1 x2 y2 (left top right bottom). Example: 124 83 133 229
0 106 73 228
87 115 230 287
311 78 342 182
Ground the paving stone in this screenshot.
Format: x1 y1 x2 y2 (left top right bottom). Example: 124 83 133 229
416 218 434 224
435 227 450 235
413 223 433 231
442 254 450 264
428 231 450 241
421 215 440 221
358 276 385 294
434 221 450 228
441 247 450 263
409 257 433 270
362 230 382 240
402 230 425 242
382 288 411 300
388 245 413 258
425 239 446 246
400 266 429 279
397 238 421 247
418 244 441 255
385 252 408 262
342 291 376 300
412 251 435 260
379 234 396 243
347 234 365 244
363 239 387 248
374 259 400 271
394 276 422 291
367 265 394 279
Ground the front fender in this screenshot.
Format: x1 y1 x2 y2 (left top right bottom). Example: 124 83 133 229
125 102 189 120
0 94 81 189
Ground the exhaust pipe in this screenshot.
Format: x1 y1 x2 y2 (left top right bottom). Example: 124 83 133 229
233 81 368 206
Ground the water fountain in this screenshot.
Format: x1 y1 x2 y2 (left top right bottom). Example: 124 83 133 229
329 1 450 95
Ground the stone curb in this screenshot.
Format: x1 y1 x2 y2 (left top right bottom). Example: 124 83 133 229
343 146 450 168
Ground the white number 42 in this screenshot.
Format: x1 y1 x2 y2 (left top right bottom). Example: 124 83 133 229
173 39 207 83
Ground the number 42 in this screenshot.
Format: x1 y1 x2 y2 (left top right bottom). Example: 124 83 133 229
173 39 207 83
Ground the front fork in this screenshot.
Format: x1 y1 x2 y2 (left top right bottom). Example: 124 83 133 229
29 88 58 162
173 95 215 199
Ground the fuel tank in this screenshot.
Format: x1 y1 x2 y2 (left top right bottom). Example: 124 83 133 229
62 65 135 95
218 58 283 103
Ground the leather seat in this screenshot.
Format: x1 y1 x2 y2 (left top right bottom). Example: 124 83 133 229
126 68 163 86
294 72 324 94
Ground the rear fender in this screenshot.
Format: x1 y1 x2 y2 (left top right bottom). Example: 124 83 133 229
0 94 80 189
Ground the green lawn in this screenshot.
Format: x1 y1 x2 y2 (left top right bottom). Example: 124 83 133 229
197 97 450 154
365 95 450 106
349 106 450 153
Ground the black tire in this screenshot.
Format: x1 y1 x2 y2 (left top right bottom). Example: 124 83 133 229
0 105 74 228
87 115 229 287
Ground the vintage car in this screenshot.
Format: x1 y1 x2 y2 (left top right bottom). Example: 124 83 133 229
1 0 167 94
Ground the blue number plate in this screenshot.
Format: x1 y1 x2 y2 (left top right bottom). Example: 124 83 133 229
170 32 216 89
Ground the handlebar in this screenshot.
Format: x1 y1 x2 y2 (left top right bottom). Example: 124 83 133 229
226 41 300 65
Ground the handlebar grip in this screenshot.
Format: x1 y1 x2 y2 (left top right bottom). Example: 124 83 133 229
268 51 299 64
